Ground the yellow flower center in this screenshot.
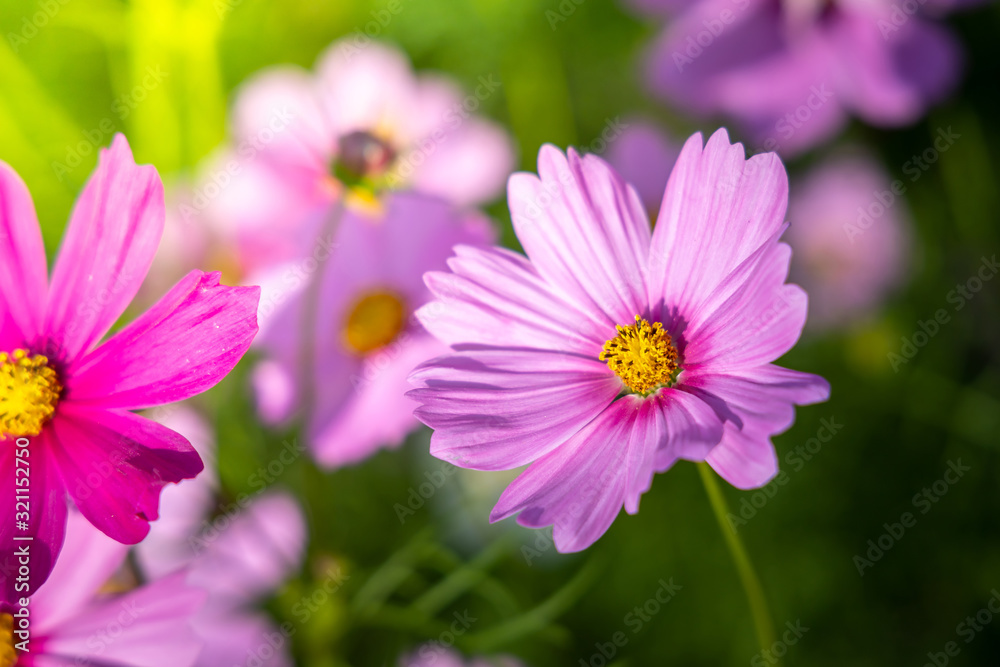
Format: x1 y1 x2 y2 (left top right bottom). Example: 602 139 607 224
0 349 62 439
343 291 407 355
0 613 17 667
600 316 679 395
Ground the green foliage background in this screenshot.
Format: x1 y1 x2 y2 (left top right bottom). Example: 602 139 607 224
1 0 999 664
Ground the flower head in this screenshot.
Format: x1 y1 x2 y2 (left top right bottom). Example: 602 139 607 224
644 0 971 154
0 135 260 601
253 192 494 469
409 129 829 552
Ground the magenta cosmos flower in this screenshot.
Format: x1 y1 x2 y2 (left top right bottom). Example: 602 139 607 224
409 129 830 552
207 39 515 274
253 192 494 468
136 407 307 667
786 153 911 329
0 510 205 667
644 0 968 154
0 135 260 601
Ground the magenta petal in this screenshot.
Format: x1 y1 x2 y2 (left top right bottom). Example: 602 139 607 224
40 571 206 667
649 129 788 320
0 433 66 604
192 611 293 667
418 245 606 354
490 396 663 553
508 145 651 325
410 348 621 471
0 161 47 348
48 405 203 544
31 510 129 634
44 135 164 362
68 271 260 409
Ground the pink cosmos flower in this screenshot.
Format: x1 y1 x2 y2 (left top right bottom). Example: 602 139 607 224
253 192 494 469
786 152 911 329
136 407 307 667
0 510 205 667
409 129 830 552
0 135 260 601
644 0 970 154
208 39 515 273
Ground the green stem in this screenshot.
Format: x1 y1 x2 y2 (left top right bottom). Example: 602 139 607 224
697 462 777 662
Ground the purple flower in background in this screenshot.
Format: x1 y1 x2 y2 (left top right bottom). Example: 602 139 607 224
643 0 971 154
409 129 829 552
0 510 204 667
253 192 494 469
0 135 260 602
137 407 307 667
786 152 911 329
208 39 515 273
400 644 524 667
604 119 679 219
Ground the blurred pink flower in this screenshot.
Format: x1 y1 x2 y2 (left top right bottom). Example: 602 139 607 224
409 130 829 552
400 645 524 667
0 135 260 602
604 119 679 219
786 152 911 329
2 510 205 667
644 0 971 154
208 39 515 274
253 192 494 469
137 407 307 667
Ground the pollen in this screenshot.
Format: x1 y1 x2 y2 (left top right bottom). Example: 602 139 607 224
0 613 16 667
600 316 679 395
343 291 407 355
0 349 62 439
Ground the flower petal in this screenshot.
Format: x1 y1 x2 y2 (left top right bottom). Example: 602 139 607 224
418 244 606 355
508 146 651 326
0 433 66 605
47 405 203 544
410 348 620 471
649 129 788 321
490 395 660 553
68 271 260 409
44 134 164 362
0 160 47 348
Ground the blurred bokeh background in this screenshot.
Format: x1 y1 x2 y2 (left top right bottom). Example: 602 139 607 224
1 0 999 665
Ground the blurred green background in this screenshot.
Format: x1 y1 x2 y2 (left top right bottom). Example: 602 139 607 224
2 0 999 665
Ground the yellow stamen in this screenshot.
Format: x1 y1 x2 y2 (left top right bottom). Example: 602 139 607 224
343 291 407 355
0 613 17 667
600 316 679 395
0 349 62 439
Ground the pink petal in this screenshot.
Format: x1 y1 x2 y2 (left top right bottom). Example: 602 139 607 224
68 271 260 409
649 129 788 320
0 433 66 604
192 610 293 667
47 405 203 544
508 146 651 327
40 571 205 667
490 395 662 553
410 348 621 471
310 334 444 469
44 134 164 362
0 160 47 348
31 510 129 634
418 245 606 355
